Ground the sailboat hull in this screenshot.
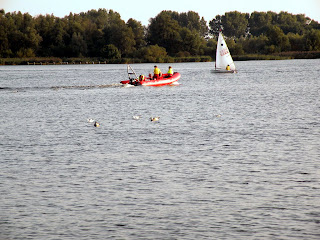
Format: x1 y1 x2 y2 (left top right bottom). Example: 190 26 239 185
211 69 237 73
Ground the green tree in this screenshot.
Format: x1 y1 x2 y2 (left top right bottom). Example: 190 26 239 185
101 44 121 59
179 27 202 55
265 25 290 53
80 16 104 57
35 14 58 56
16 48 35 57
70 32 87 57
275 11 310 35
226 38 244 55
4 11 42 57
249 11 275 36
249 11 311 36
304 29 320 50
309 19 320 30
83 8 110 29
3 8 320 59
222 11 249 38
209 11 249 38
103 23 135 57
50 18 68 57
287 33 304 51
177 11 200 31
210 11 249 38
0 10 11 57
147 11 182 55
209 15 222 36
136 44 167 62
202 38 217 57
147 10 206 56
241 35 268 54
127 18 146 50
200 17 209 38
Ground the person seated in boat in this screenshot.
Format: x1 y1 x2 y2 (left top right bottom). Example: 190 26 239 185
153 65 161 79
226 65 231 71
139 75 145 82
167 66 173 77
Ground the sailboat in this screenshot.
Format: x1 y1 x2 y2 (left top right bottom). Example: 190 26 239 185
213 31 236 73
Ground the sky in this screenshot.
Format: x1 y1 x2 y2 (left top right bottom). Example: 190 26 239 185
1 0 320 25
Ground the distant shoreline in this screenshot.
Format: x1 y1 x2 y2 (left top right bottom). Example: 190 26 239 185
1 52 319 65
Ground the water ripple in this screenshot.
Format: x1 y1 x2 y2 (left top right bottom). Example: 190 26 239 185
1 61 319 239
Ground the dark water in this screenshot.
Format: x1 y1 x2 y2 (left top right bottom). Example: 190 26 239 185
1 60 319 239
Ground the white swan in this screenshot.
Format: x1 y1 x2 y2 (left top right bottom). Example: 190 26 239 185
87 118 95 123
132 115 141 120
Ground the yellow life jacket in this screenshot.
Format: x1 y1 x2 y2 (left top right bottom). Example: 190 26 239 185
139 75 145 81
154 67 161 74
167 68 173 75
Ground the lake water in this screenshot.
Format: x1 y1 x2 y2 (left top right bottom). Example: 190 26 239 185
0 60 319 239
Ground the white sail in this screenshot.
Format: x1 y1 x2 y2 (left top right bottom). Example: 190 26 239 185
215 32 236 72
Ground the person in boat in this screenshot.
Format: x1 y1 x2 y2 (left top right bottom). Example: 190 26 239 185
139 75 145 82
167 66 173 77
153 65 161 79
226 65 231 71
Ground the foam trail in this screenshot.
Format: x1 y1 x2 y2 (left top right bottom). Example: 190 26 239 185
0 84 124 92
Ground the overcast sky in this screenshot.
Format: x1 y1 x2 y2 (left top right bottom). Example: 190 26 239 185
2 0 320 25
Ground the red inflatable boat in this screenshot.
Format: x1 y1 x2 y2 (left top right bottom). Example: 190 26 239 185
120 65 180 86
121 72 180 86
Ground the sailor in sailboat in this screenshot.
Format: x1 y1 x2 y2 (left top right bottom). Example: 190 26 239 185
213 31 236 73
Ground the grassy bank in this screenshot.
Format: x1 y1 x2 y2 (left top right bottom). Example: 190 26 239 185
233 51 320 61
233 54 292 61
0 56 212 65
277 51 320 59
0 57 63 65
1 52 319 65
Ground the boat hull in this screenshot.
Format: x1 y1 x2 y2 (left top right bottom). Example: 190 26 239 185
121 72 180 86
211 69 237 73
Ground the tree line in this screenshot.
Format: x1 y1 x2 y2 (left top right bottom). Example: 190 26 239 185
1 9 320 62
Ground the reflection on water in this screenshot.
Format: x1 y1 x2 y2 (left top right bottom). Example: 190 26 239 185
0 60 319 239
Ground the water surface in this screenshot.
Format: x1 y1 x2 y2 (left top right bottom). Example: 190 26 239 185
1 60 319 239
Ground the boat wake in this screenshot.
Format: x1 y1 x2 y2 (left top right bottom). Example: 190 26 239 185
51 83 124 90
123 84 135 88
170 82 180 86
0 83 126 92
